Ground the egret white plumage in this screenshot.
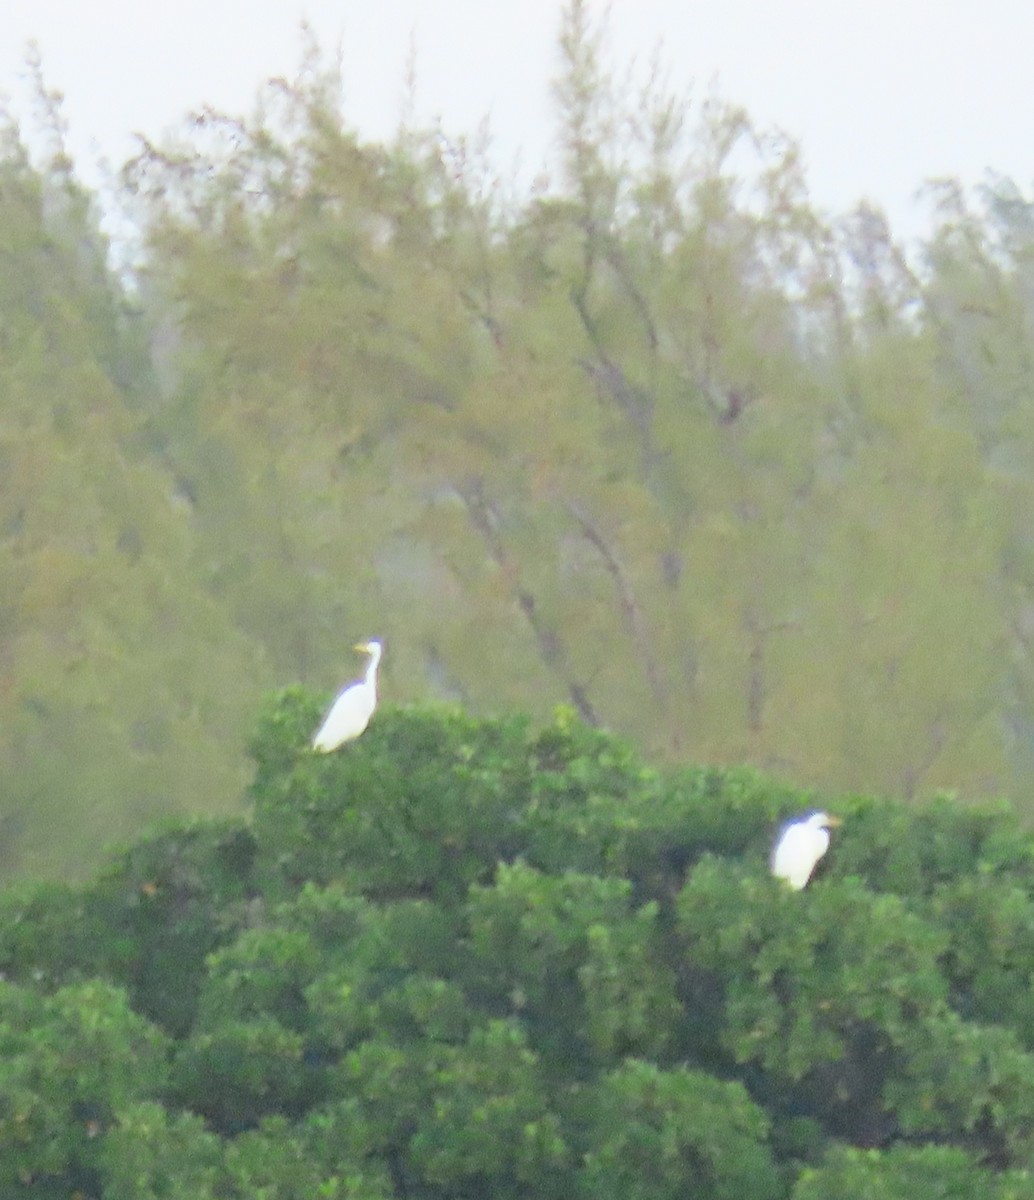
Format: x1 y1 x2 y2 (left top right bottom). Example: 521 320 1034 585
312 640 382 752
771 811 842 890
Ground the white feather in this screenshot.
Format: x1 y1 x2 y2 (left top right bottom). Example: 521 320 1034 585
771 811 841 889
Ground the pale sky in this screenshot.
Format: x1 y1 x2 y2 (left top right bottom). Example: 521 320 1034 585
2 0 1032 245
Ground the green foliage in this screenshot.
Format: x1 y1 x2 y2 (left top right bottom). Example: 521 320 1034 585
251 699 532 899
304 900 469 1055
792 1143 1032 1200
887 1012 1034 1162
5 701 1034 1196
0 979 167 1194
677 864 949 1078
928 873 1034 1046
222 1112 394 1199
467 860 678 1067
172 1015 315 1132
100 1102 222 1200
0 879 109 988
83 818 259 1036
580 1059 781 1200
348 1019 569 1199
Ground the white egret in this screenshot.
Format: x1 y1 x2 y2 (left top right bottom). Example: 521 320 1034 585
312 640 382 752
771 811 842 890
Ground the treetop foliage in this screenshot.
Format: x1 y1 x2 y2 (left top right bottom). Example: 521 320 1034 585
0 697 1033 1196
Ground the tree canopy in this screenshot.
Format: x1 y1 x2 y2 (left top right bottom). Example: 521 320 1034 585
0 697 1031 1196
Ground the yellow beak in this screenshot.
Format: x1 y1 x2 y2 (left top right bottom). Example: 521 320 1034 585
825 815 843 827
353 641 372 653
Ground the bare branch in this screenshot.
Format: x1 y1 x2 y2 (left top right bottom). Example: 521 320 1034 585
459 480 599 726
564 498 664 704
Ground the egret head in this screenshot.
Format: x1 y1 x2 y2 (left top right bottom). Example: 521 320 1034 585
353 639 383 674
809 811 842 830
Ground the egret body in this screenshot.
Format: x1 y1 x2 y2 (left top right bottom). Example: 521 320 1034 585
771 811 842 890
312 640 382 752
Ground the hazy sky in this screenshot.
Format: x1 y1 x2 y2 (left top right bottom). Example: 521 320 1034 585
2 0 1032 244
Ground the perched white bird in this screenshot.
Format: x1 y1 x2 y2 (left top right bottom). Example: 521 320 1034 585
312 640 382 752
771 811 842 890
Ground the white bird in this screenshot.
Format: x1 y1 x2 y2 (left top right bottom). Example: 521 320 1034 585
312 640 382 752
771 811 842 890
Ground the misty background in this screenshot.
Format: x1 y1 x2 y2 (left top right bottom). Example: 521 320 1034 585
0 1 1032 877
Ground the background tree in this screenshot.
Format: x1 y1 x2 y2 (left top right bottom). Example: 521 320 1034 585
2 2 1034 878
